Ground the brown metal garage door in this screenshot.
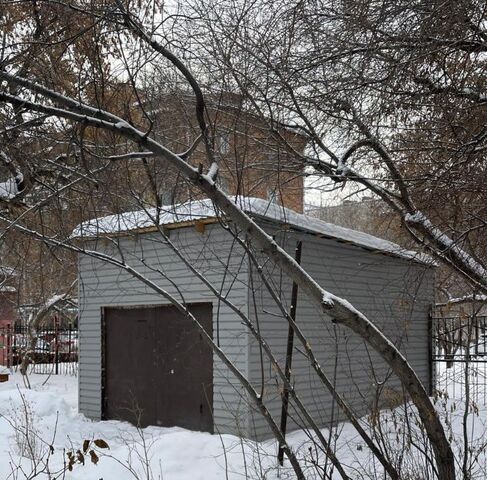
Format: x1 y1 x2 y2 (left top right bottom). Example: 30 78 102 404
103 303 213 432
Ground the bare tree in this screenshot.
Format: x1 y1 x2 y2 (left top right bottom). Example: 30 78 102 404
182 0 487 296
0 1 473 478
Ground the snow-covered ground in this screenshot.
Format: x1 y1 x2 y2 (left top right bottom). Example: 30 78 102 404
0 371 284 479
1 368 487 479
0 371 340 479
436 359 487 405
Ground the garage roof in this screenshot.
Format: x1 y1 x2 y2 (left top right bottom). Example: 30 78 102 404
73 197 432 265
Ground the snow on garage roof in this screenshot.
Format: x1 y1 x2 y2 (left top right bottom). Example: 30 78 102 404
73 197 432 265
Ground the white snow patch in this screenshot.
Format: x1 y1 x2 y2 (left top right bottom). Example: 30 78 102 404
0 285 16 292
321 293 335 307
462 87 487 102
1 365 487 479
0 178 19 199
73 197 432 264
0 266 17 277
444 294 487 305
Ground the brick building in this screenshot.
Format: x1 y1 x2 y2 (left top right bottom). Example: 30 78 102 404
0 266 17 328
0 266 17 366
143 90 308 212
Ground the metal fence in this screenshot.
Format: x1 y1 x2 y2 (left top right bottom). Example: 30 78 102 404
432 315 487 405
0 323 78 375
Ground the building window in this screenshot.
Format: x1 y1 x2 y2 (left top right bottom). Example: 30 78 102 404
160 189 174 206
267 187 280 205
218 176 230 194
216 131 231 154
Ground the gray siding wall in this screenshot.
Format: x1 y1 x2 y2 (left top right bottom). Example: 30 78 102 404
248 224 434 440
79 218 434 441
78 224 251 436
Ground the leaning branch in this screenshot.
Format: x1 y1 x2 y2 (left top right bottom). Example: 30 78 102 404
0 73 455 480
0 215 306 479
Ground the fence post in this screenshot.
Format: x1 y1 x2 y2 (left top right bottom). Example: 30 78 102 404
54 316 59 375
68 324 72 361
475 316 479 356
6 323 11 369
428 310 434 396
68 324 72 375
0 326 4 367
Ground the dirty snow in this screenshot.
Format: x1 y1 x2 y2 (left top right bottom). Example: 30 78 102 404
73 197 431 264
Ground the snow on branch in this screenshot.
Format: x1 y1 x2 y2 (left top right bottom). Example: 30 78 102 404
405 211 487 286
204 162 219 183
0 150 24 201
0 69 455 475
414 76 487 104
438 293 487 306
